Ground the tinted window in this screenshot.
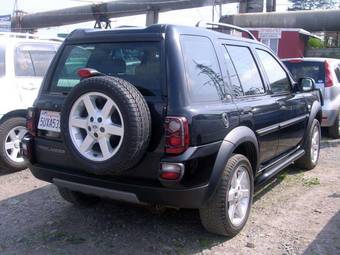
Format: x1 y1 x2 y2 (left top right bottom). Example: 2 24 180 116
15 43 57 77
52 42 161 96
181 35 225 102
0 45 5 77
222 46 243 97
226 45 265 96
256 49 291 93
283 61 325 84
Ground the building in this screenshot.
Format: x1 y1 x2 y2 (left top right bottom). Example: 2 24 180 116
244 28 319 58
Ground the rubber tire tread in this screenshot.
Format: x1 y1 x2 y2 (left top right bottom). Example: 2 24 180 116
199 154 254 237
0 117 27 172
61 76 151 175
295 119 321 170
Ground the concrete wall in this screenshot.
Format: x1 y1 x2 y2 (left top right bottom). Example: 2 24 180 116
305 48 340 59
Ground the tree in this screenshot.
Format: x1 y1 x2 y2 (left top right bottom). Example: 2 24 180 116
288 0 337 11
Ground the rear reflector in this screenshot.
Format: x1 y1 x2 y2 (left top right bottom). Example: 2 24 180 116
325 60 334 87
159 163 184 181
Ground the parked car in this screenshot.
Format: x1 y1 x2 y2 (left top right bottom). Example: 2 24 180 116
283 58 340 138
22 24 322 236
0 32 60 171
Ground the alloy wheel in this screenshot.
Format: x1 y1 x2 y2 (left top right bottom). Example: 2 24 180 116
69 92 124 162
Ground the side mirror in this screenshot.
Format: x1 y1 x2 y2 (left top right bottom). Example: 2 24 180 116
297 78 315 92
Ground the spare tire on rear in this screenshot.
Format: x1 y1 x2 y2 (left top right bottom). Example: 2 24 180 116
61 76 151 175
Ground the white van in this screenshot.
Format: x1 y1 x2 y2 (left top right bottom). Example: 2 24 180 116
0 33 60 171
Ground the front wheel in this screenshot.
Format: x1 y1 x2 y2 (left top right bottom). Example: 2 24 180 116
295 119 321 170
199 154 254 236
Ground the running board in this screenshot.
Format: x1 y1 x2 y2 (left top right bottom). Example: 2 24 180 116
255 149 305 187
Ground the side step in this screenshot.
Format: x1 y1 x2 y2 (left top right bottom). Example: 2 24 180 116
255 149 305 187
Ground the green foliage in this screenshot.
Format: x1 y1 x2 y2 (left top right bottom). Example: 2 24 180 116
308 38 324 48
289 0 337 11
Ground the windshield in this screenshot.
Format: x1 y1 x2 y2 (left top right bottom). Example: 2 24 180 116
51 42 162 96
283 61 325 84
15 43 58 77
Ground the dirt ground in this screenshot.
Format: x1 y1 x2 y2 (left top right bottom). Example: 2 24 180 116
0 139 339 255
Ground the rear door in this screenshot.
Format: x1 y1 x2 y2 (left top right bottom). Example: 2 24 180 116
283 60 326 97
256 49 308 155
222 43 282 164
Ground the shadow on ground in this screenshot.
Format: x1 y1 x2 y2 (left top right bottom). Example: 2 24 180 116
0 184 229 255
303 210 340 254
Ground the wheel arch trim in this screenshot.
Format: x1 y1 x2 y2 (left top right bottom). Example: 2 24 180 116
205 126 259 203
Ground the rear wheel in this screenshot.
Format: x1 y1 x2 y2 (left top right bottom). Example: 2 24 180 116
328 111 340 139
295 119 321 170
199 154 253 236
0 117 27 171
57 187 100 207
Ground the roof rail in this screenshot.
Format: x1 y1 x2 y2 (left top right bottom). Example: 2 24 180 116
196 21 257 41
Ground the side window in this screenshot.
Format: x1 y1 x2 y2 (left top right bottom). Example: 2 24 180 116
226 45 265 96
180 35 225 102
15 43 57 77
15 48 35 77
256 49 291 94
221 46 243 97
0 45 5 77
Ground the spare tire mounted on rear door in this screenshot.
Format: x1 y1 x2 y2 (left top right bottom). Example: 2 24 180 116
61 76 151 175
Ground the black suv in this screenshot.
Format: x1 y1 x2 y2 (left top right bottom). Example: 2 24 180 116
22 24 322 236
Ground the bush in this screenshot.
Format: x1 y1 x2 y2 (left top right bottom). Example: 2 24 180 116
308 38 324 49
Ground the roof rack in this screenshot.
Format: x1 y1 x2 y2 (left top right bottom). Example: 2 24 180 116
196 21 257 41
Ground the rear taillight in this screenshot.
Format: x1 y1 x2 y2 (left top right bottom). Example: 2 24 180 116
164 116 189 155
77 68 101 79
325 60 334 87
27 107 37 136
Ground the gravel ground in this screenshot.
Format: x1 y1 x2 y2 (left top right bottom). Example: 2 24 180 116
0 140 339 255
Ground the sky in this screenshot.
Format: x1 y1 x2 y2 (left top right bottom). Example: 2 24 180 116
0 0 290 36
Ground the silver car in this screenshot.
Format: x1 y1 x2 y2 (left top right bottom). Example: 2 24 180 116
283 58 340 139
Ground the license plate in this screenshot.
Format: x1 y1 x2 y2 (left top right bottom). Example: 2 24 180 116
38 110 61 132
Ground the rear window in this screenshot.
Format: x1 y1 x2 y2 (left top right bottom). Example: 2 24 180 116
283 61 325 84
0 45 5 77
15 43 58 77
51 42 162 96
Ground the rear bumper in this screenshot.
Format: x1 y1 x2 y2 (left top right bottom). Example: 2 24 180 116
30 163 209 208
321 109 337 127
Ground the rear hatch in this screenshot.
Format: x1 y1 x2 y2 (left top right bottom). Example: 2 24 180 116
33 37 167 180
283 60 326 96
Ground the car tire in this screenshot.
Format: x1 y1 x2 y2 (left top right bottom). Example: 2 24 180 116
0 116 28 172
61 76 151 175
328 111 340 139
57 187 100 207
295 119 321 170
199 154 254 237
